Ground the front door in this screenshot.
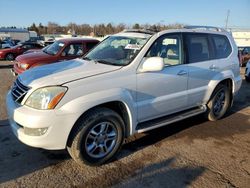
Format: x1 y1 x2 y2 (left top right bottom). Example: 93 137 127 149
136 33 189 122
60 43 84 60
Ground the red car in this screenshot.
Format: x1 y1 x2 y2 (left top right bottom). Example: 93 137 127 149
0 42 44 61
13 38 99 75
241 46 250 67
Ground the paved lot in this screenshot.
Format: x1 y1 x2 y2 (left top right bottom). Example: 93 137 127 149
0 60 250 188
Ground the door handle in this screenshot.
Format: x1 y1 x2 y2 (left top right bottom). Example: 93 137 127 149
209 64 219 70
177 70 187 76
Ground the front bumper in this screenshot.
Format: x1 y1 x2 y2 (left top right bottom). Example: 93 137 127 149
6 91 79 150
13 62 24 75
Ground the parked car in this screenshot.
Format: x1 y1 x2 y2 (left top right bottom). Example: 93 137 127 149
6 27 241 166
245 60 250 82
23 45 50 55
13 38 99 75
240 46 250 67
0 40 14 49
0 42 44 61
12 39 21 45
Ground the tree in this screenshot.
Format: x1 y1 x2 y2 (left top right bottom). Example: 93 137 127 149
132 23 140 29
28 23 39 34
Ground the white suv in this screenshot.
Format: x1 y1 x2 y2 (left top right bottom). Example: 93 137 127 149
6 26 242 166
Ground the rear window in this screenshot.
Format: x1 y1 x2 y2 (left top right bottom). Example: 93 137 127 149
211 34 232 59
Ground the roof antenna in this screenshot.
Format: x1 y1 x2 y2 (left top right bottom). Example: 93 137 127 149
225 10 230 30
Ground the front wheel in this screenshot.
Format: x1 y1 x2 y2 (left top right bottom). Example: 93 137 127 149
5 53 15 61
206 84 231 121
67 107 125 166
246 76 250 82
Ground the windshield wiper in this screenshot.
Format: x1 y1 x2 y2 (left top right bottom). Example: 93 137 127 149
82 57 92 61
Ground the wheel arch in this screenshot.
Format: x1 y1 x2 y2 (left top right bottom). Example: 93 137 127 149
66 100 133 148
5 52 15 60
207 77 233 107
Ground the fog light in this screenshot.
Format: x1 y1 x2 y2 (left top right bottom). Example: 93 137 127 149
24 127 48 136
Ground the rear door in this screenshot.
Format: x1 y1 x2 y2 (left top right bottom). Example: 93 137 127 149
184 33 232 107
136 33 189 122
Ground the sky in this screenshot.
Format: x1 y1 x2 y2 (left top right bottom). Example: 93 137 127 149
0 0 250 28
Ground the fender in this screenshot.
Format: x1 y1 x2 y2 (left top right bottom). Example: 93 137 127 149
204 70 235 102
55 88 137 136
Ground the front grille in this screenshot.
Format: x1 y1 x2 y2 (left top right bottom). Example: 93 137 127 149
11 78 30 104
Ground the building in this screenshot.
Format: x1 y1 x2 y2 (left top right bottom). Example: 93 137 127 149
0 28 36 42
231 29 250 47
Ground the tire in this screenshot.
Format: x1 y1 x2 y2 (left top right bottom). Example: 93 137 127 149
67 107 125 166
246 76 250 82
206 84 231 121
5 53 15 61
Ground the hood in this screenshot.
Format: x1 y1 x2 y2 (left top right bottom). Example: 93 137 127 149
16 51 52 63
18 58 122 88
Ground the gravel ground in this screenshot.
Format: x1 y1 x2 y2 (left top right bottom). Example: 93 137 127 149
0 60 250 188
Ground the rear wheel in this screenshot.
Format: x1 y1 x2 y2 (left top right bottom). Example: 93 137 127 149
67 107 125 166
5 53 15 61
206 84 231 121
246 75 250 82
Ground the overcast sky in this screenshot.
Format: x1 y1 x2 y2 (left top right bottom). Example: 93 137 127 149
0 0 249 28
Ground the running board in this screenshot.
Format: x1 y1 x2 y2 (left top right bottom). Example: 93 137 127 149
136 105 207 133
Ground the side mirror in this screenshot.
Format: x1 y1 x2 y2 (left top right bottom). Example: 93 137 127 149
140 57 164 72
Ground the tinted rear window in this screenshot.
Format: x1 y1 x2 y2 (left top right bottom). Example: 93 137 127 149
211 34 232 59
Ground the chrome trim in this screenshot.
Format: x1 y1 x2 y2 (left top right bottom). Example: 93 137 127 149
11 78 30 103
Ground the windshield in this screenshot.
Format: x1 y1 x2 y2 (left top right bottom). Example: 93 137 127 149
43 41 65 55
84 35 150 66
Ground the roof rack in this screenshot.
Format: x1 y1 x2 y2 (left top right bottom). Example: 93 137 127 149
183 25 227 32
122 29 157 35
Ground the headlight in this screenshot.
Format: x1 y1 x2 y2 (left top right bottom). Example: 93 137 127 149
20 63 29 69
25 86 67 110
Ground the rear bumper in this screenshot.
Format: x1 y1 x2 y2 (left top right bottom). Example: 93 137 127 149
233 75 242 95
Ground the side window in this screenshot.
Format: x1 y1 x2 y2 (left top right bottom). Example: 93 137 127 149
86 42 98 52
22 44 32 49
212 35 232 58
146 34 183 66
35 44 42 48
185 34 210 63
63 43 83 56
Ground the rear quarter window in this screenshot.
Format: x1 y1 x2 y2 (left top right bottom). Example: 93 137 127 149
211 34 232 59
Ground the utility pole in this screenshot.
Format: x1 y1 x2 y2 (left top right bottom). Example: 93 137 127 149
225 10 230 29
